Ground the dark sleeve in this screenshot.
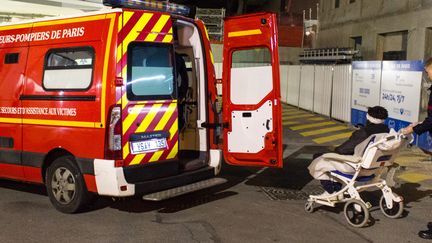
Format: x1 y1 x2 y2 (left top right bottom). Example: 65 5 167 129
334 129 367 155
413 92 432 135
413 116 432 135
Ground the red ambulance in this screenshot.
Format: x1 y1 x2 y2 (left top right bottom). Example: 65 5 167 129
0 0 282 213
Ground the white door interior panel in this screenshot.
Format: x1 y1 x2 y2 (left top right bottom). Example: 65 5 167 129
228 100 273 153
230 66 273 105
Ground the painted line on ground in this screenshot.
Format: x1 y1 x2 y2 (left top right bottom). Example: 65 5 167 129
283 114 315 120
312 132 352 144
308 117 327 121
283 121 300 126
289 121 336 131
300 125 350 137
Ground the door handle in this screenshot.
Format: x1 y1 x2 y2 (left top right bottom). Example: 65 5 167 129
266 119 271 130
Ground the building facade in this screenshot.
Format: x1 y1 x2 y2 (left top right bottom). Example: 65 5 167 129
318 0 432 60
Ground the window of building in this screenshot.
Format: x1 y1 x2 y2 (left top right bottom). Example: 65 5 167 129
349 0 356 3
335 0 340 8
43 47 94 90
127 42 175 101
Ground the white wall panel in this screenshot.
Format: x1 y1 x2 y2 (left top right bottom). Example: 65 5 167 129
280 65 289 103
214 63 223 79
286 65 301 106
313 65 333 116
331 65 352 122
299 65 315 111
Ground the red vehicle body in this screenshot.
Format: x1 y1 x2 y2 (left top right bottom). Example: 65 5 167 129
0 1 282 213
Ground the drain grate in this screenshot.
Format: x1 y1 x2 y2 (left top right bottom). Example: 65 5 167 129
260 185 324 201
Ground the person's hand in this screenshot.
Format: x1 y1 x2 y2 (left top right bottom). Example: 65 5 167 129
401 126 414 135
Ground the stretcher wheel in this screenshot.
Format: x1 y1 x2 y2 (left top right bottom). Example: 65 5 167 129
379 195 404 219
344 199 369 228
304 201 314 213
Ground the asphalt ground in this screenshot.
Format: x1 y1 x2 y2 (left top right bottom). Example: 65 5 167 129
0 104 431 242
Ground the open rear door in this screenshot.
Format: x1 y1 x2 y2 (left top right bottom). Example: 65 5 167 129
222 12 283 168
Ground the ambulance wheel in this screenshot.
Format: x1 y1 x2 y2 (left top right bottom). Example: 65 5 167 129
45 156 90 214
379 195 404 219
344 199 369 228
305 201 314 213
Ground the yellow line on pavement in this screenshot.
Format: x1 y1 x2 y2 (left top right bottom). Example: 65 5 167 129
283 114 315 120
313 132 353 144
283 121 300 126
282 111 306 116
308 117 327 121
397 172 432 183
289 121 336 131
300 126 350 136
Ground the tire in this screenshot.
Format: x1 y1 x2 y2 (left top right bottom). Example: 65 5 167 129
305 201 314 213
45 156 90 213
379 195 404 219
344 199 369 228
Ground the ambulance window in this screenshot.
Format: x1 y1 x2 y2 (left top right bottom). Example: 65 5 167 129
230 47 273 105
232 48 271 68
127 42 175 100
43 47 94 90
5 53 19 64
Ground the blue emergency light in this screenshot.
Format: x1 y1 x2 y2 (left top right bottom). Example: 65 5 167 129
103 0 190 16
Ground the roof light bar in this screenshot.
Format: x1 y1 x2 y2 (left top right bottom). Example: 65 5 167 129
103 0 190 16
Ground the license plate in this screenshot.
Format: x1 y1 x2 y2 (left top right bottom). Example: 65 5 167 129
130 138 167 154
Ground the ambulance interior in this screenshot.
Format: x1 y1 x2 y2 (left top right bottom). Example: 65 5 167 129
173 19 208 171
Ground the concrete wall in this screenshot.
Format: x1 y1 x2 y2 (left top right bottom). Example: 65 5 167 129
318 0 432 60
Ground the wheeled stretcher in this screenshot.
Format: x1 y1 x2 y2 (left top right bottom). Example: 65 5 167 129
305 130 411 227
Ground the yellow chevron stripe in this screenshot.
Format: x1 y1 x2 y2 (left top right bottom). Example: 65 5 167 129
122 13 153 57
122 65 127 78
116 45 122 63
169 118 178 140
313 132 353 144
300 126 350 137
154 102 176 130
135 103 163 133
122 11 134 30
167 141 178 159
145 14 170 42
122 104 144 134
149 150 164 162
162 34 173 43
129 153 146 165
121 92 128 109
118 14 123 35
289 121 336 131
123 141 130 159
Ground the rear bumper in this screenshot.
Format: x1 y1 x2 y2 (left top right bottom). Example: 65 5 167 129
93 159 216 197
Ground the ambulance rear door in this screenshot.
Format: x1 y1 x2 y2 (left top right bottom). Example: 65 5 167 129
222 12 283 168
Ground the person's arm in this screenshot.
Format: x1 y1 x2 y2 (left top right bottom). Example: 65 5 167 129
334 129 367 155
413 116 432 135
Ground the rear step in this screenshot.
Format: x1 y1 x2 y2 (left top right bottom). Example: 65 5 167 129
142 177 227 201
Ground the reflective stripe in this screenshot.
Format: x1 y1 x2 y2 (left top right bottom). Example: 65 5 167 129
228 29 262 38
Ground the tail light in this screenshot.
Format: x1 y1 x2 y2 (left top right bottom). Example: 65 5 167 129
106 105 122 161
